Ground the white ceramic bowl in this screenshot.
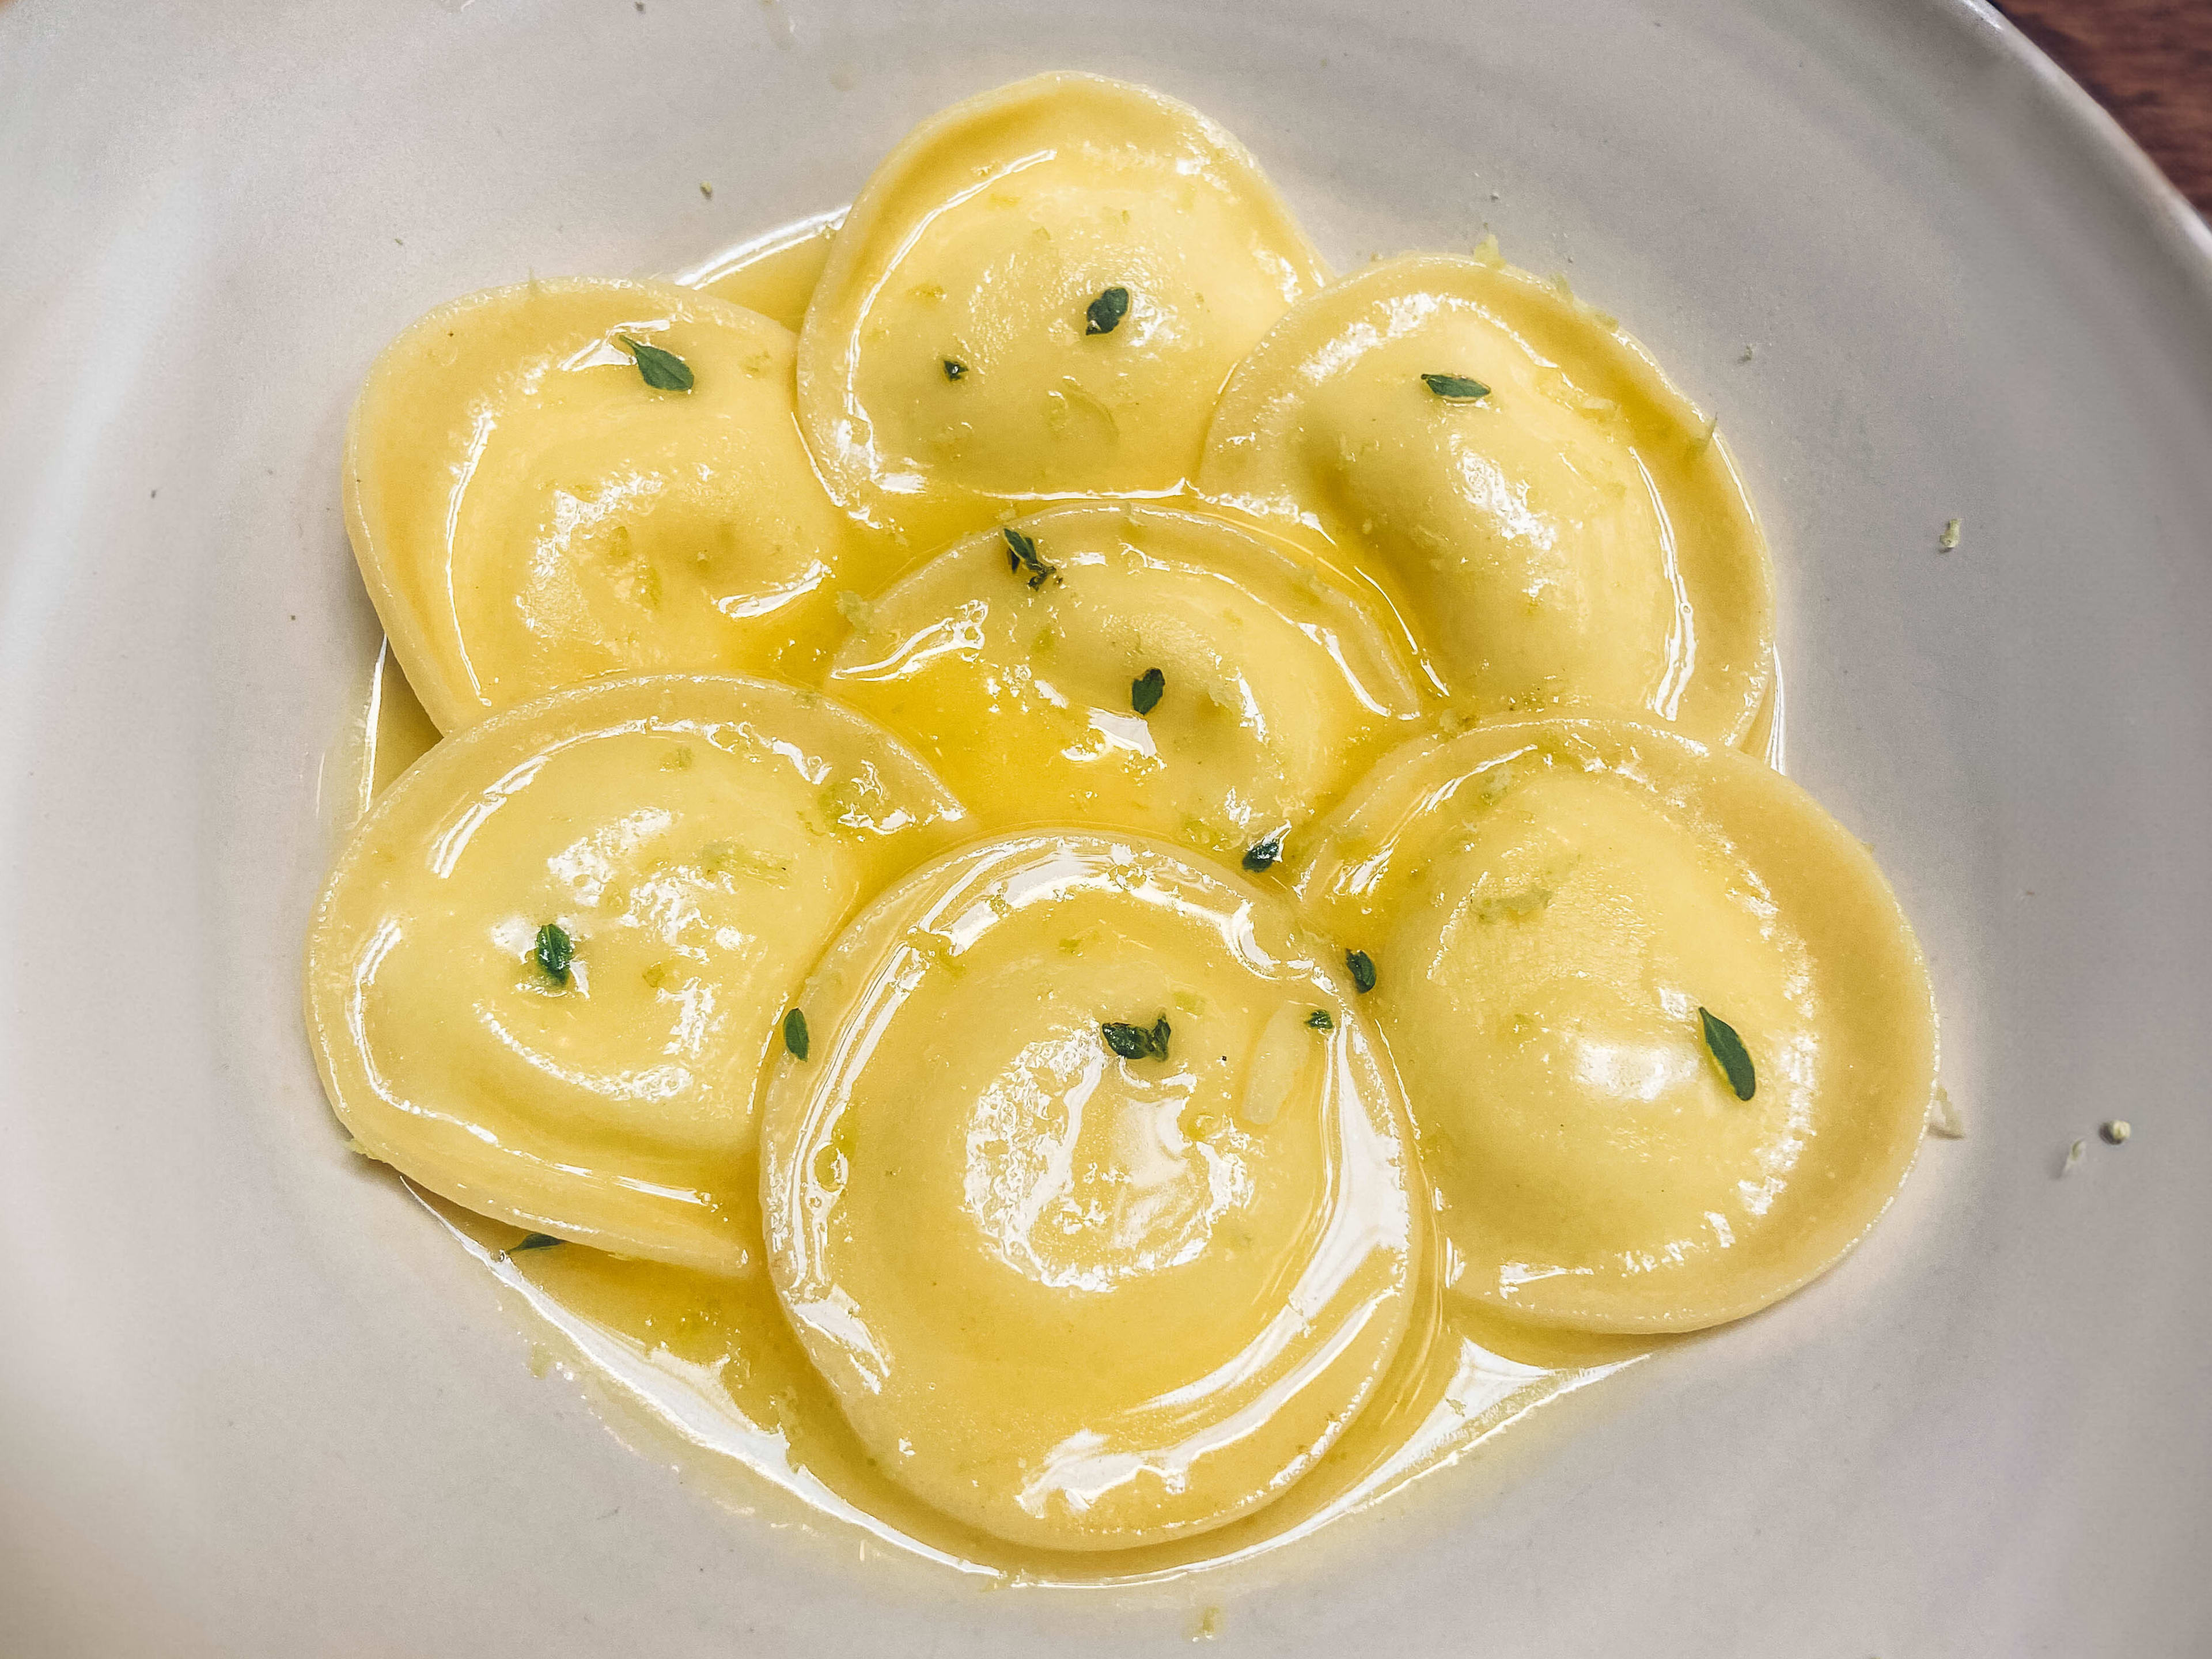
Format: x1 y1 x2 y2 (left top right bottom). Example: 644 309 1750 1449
3 2 2209 1653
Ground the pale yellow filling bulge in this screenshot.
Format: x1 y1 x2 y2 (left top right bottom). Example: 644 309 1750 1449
306 675 964 1273
760 832 1418 1551
1297 718 1937 1333
797 73 1330 547
1199 253 1774 746
344 278 897 732
828 501 1423 859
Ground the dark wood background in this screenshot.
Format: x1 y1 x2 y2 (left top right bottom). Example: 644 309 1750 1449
1997 0 2212 211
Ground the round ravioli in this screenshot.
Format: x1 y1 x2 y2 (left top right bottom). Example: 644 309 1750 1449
761 832 1418 1550
345 277 888 732
827 503 1424 863
1199 253 1774 746
1297 718 1935 1333
304 675 965 1274
797 72 1329 546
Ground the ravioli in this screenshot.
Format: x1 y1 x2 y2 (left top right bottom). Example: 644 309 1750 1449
827 503 1423 862
797 73 1328 546
1199 253 1774 746
1297 717 1935 1333
310 70 1948 1573
346 277 888 732
305 675 965 1274
760 832 1418 1550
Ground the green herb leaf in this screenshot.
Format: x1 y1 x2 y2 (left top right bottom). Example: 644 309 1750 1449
1305 1009 1334 1031
1101 1015 1172 1062
1698 1006 1756 1101
1131 666 1165 715
1345 949 1377 994
1101 1022 1147 1059
1241 836 1283 873
1421 372 1490 401
783 1007 810 1062
943 358 968 381
1085 286 1131 336
533 922 575 983
620 334 695 392
510 1232 561 1253
1003 525 1058 590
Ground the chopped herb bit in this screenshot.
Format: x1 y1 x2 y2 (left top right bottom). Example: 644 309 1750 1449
1101 1014 1172 1062
1938 516 1962 552
1131 666 1165 715
533 922 575 984
1085 285 1131 335
942 357 968 381
1474 884 1553 923
2102 1119 2131 1145
1345 949 1377 994
510 1232 561 1252
1306 1009 1334 1031
1241 836 1283 873
783 1007 810 1061
619 334 695 392
1421 372 1491 401
1697 1006 1756 1101
1002 525 1058 590
2061 1137 2086 1176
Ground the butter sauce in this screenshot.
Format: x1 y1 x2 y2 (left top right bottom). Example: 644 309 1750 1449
678 211 843 332
314 65 1934 1589
416 1192 1652 1585
348 658 1661 1584
828 502 1425 858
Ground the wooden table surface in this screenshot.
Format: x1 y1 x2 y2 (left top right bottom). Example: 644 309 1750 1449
1997 0 2212 211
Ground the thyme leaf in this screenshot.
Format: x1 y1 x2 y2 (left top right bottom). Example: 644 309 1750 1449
1085 285 1131 335
620 334 695 391
533 923 575 984
1003 525 1058 590
1698 1006 1756 1101
1421 372 1490 401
